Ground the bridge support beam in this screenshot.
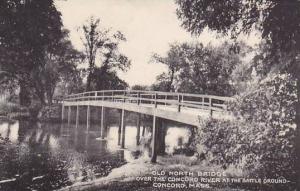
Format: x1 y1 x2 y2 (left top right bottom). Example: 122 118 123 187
157 119 167 155
87 105 90 131
209 98 213 117
151 115 158 163
76 105 79 128
62 104 65 122
121 109 126 149
118 110 122 145
142 126 146 137
100 106 106 139
136 113 141 145
67 106 71 125
141 114 146 137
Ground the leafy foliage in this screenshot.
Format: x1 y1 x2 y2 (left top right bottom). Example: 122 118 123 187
194 73 296 190
176 0 300 56
0 0 83 106
90 67 128 90
176 1 299 187
152 42 244 96
131 85 149 91
80 17 131 91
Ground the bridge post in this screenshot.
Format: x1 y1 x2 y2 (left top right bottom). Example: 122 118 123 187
136 113 141 145
142 126 146 136
165 95 167 106
61 104 65 122
155 93 158 108
76 105 79 128
157 119 167 155
121 109 126 149
118 110 122 145
137 92 141 105
67 106 71 125
123 91 126 103
151 115 158 163
87 105 90 130
142 115 148 136
209 98 213 117
100 106 106 139
178 94 182 112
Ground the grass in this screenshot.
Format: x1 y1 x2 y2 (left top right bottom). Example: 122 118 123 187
59 155 254 191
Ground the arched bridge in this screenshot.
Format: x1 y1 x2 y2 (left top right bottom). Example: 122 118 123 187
62 90 233 162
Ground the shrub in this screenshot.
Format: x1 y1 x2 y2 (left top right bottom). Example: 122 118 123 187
193 73 296 190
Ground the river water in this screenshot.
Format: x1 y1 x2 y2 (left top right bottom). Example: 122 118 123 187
0 118 193 191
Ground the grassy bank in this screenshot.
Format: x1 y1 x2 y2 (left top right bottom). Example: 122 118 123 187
0 101 62 122
59 155 255 191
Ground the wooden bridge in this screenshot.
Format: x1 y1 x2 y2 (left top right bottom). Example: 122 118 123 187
62 90 233 162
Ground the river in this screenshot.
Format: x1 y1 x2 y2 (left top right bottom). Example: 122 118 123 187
0 118 193 191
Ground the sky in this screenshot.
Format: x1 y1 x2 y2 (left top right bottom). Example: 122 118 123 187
55 0 260 86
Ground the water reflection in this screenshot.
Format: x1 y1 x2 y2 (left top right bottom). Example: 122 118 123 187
165 127 191 154
0 119 194 190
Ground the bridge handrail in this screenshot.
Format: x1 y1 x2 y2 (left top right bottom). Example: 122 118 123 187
63 90 234 115
65 90 234 101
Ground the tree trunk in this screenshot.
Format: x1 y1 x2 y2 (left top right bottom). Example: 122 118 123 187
47 92 53 105
168 69 175 92
34 81 46 106
46 85 55 105
86 72 92 91
19 81 31 107
39 92 46 106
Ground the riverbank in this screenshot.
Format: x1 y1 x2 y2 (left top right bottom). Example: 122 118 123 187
0 101 62 122
59 155 250 191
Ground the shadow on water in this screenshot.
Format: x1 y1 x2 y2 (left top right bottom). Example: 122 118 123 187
0 117 194 191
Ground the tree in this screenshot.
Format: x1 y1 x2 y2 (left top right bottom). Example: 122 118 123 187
80 17 130 91
175 2 300 109
176 0 300 185
152 42 242 96
80 17 104 91
43 34 84 104
89 67 128 90
0 0 66 106
131 85 149 91
150 43 183 92
152 73 174 92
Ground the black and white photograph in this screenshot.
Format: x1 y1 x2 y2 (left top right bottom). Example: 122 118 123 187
0 0 299 190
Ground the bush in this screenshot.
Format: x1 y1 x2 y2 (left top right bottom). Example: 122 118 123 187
37 104 62 122
193 73 296 190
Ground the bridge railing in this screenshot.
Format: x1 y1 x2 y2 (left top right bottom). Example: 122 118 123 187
63 90 234 115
